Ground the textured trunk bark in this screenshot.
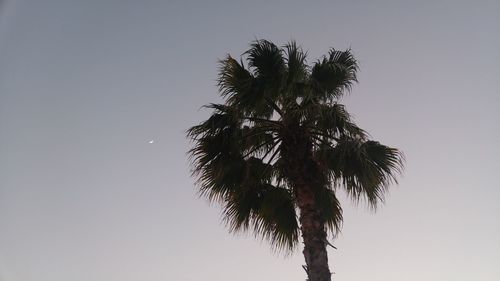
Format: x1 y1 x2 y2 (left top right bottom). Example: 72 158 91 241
279 122 331 281
296 185 331 281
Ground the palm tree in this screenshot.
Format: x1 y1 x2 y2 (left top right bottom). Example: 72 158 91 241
187 40 404 281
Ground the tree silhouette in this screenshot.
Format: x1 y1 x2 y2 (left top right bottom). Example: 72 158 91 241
187 40 404 281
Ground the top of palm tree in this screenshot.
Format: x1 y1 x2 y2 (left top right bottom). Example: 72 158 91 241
187 39 404 252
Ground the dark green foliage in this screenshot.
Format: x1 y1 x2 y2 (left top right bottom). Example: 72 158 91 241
311 49 358 101
318 139 404 206
188 40 404 252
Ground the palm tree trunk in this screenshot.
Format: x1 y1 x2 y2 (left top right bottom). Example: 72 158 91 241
296 184 331 281
280 125 331 280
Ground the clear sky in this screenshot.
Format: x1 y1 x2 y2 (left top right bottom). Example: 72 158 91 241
0 0 499 280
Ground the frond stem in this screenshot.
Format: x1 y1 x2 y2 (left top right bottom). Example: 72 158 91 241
308 128 340 142
260 139 282 161
244 117 281 126
242 135 281 158
265 145 281 166
243 125 280 138
265 97 284 117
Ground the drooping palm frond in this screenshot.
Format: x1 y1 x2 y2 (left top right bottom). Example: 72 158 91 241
319 138 404 207
188 103 292 250
188 131 244 202
314 187 343 233
193 146 298 251
224 183 299 251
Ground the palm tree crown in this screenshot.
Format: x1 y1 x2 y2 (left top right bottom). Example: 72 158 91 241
188 39 403 280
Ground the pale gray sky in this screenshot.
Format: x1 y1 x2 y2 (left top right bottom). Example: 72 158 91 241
0 1 499 281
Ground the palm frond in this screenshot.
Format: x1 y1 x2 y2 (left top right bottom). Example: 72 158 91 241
224 183 299 252
307 103 366 140
310 48 358 101
246 40 286 87
218 54 278 118
218 56 254 99
284 41 308 86
319 138 404 207
187 103 241 139
315 187 343 234
189 131 245 202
